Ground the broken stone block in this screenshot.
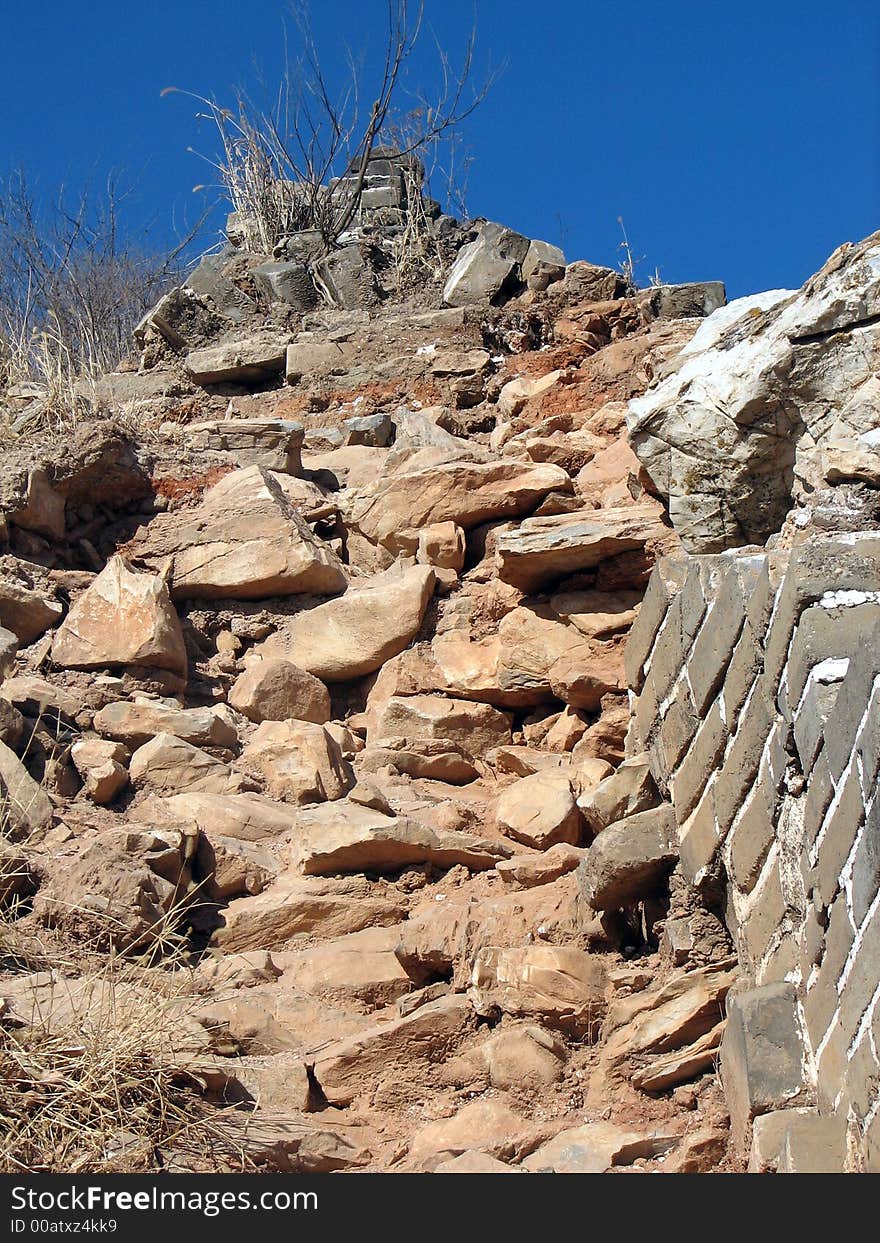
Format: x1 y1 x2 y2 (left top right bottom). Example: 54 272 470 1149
184 251 256 322
442 222 529 307
229 659 331 724
0 740 54 838
250 260 317 311
185 418 304 474
577 803 678 910
777 1113 848 1173
469 944 607 1037
51 557 187 678
314 245 377 310
578 752 659 834
184 334 290 385
720 982 808 1153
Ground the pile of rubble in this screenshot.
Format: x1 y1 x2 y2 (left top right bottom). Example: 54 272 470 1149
2 149 875 1172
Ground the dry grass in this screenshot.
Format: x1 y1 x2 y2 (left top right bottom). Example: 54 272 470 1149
0 790 226 1173
0 959 212 1173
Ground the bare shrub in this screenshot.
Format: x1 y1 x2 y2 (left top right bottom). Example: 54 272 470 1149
166 0 497 256
0 172 196 437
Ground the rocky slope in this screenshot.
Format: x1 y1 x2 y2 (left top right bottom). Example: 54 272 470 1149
1 151 874 1173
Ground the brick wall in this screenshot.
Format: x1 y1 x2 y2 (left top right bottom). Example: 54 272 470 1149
626 533 880 1171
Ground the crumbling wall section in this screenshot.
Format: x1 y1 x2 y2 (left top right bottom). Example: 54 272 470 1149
625 532 880 1171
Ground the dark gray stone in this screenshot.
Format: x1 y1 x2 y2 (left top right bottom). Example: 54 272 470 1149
250 260 317 311
648 281 727 320
624 557 687 692
185 252 256 323
577 802 678 910
721 982 808 1152
343 414 394 448
315 246 378 310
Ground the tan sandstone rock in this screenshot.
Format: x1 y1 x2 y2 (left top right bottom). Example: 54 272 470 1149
289 801 511 875
241 720 353 804
469 945 608 1037
51 557 187 677
130 467 346 600
228 659 331 724
267 565 435 681
494 772 584 849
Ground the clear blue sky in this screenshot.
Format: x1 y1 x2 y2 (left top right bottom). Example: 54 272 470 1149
2 0 878 298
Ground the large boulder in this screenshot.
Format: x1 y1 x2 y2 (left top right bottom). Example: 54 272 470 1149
241 720 354 804
577 803 678 909
263 565 434 681
495 502 672 593
128 466 346 600
290 802 510 875
51 557 187 677
442 222 530 307
627 231 880 551
346 459 569 552
493 772 583 849
228 659 331 724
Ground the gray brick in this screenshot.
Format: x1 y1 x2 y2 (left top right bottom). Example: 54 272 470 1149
760 936 799 985
786 602 880 721
714 681 776 834
672 699 727 822
763 534 880 690
744 552 775 643
741 859 786 968
845 1032 880 1123
647 591 685 704
678 779 720 882
688 566 746 715
803 894 854 1050
825 617 880 778
678 557 715 644
721 981 808 1153
728 778 777 894
816 763 865 907
838 901 880 1044
777 1113 847 1173
659 683 699 772
633 667 660 753
803 746 834 849
851 796 880 927
856 675 880 802
624 557 687 691
815 1021 848 1113
793 679 839 777
722 618 763 727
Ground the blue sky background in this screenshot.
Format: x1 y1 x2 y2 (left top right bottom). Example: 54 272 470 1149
1 0 878 298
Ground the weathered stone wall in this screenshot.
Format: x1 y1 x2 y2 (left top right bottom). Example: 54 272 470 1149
625 532 880 1171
